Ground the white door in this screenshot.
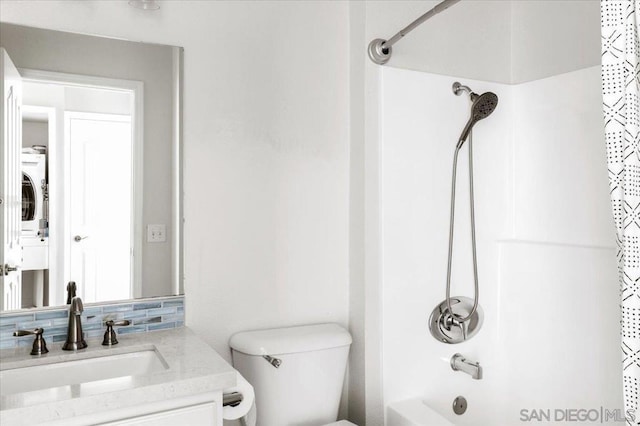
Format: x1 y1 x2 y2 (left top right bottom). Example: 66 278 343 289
0 49 22 311
67 112 132 303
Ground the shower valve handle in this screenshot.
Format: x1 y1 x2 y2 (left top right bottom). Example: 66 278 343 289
445 313 468 340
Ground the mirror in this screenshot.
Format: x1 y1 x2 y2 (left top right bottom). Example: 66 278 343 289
0 23 183 311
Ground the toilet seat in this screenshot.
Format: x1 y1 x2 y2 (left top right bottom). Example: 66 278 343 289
324 421 357 426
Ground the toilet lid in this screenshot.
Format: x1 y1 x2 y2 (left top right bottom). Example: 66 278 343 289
229 323 352 356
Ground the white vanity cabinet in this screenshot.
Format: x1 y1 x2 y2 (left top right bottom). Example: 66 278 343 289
0 329 236 426
73 392 224 426
103 403 217 426
100 397 222 426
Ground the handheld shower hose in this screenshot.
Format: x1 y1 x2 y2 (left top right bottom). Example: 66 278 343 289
445 134 479 324
443 84 497 330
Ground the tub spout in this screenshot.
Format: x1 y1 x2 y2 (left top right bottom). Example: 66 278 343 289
450 353 482 380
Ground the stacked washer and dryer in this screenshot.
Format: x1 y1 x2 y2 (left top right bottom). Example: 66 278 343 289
21 146 49 308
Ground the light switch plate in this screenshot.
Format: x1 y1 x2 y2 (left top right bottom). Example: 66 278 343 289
147 224 166 243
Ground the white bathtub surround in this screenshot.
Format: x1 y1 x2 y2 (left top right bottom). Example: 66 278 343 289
601 0 640 417
0 327 236 425
387 399 452 426
380 66 622 425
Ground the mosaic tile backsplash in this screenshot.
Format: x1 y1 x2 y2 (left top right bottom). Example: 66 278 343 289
0 296 184 350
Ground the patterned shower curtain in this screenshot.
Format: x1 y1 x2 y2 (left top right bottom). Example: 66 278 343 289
602 0 640 421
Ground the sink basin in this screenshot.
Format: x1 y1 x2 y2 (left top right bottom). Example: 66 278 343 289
0 349 168 395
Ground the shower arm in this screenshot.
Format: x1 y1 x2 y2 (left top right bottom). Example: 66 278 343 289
368 0 461 65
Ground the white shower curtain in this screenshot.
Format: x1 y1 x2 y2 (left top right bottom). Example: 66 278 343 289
602 0 640 420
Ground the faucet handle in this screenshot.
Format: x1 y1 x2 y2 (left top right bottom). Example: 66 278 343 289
102 320 131 346
105 320 131 327
13 328 49 355
444 312 468 341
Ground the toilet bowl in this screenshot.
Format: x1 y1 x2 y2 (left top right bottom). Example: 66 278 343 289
229 323 352 426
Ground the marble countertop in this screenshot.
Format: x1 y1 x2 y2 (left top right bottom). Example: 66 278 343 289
0 327 237 426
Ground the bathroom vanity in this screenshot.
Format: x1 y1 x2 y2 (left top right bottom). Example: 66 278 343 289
0 328 236 426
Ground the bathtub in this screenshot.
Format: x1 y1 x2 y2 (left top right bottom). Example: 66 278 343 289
387 399 453 426
387 397 629 426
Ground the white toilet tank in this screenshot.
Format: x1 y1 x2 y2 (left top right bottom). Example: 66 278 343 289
229 323 352 426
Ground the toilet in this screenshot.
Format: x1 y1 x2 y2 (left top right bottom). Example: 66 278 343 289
229 323 355 426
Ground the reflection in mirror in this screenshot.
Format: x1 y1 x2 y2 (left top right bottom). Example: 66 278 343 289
23 84 137 308
0 23 183 311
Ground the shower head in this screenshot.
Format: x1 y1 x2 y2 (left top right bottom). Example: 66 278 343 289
456 91 498 149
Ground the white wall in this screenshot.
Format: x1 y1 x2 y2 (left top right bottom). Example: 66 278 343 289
364 1 512 83
0 0 350 371
358 0 600 84
348 2 367 425
22 120 47 147
510 1 601 84
379 65 621 425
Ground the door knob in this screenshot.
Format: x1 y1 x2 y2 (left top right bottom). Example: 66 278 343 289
74 235 88 242
2 264 19 275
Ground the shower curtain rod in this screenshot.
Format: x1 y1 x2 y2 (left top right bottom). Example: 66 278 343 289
368 0 461 65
